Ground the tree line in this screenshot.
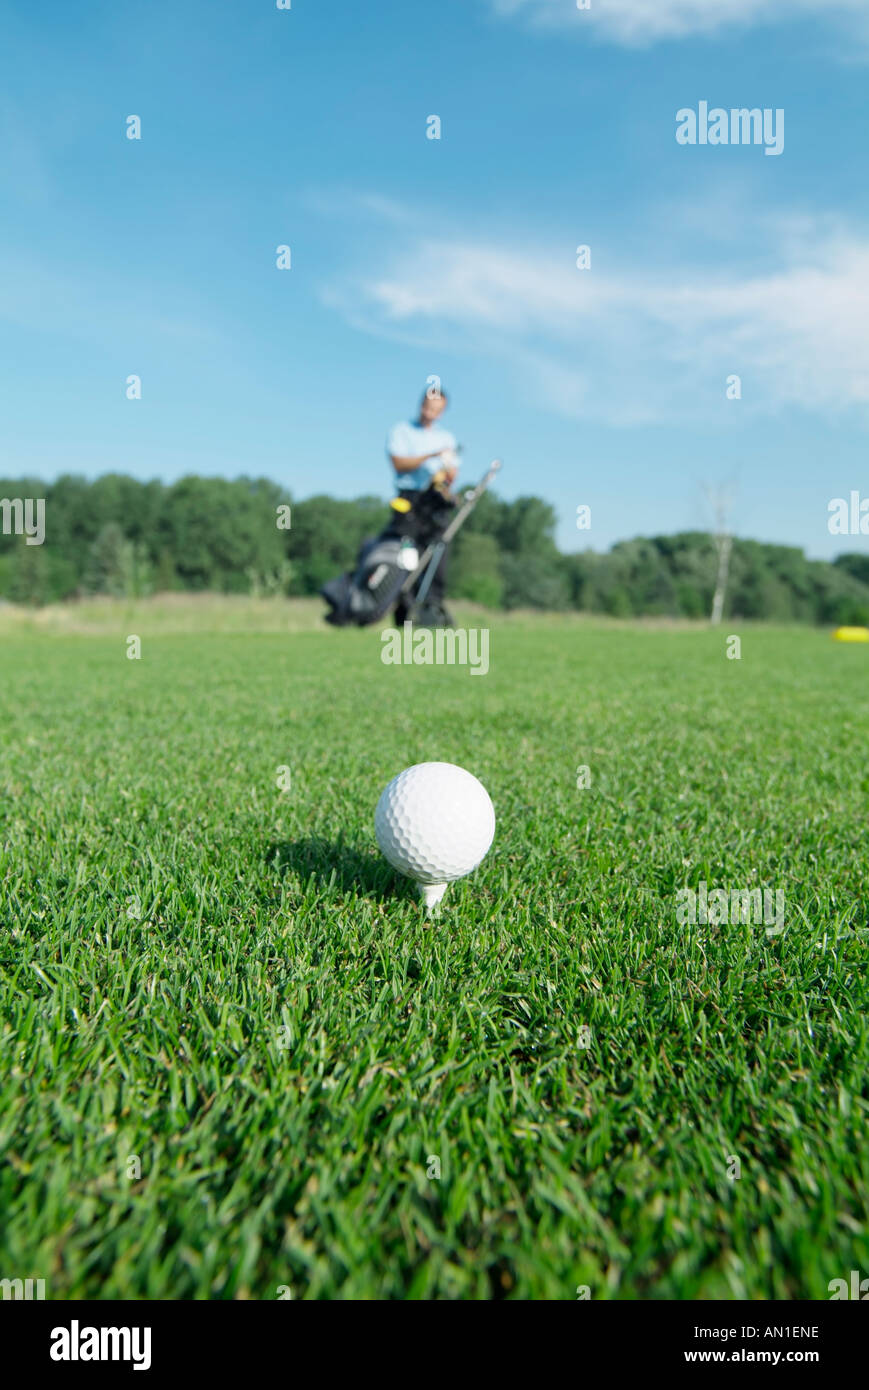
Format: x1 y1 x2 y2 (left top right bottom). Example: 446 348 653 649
1 472 867 624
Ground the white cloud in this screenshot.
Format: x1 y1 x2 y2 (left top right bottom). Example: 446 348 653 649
328 220 869 426
488 0 869 45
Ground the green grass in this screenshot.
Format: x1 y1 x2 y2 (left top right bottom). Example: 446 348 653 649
1 606 867 1299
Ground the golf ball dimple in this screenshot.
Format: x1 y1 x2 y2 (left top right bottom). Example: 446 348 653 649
375 762 495 885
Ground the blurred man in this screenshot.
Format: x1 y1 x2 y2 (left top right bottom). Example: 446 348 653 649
386 386 459 626
387 386 458 492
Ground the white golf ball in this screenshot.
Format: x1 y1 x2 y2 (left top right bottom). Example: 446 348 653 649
375 762 495 886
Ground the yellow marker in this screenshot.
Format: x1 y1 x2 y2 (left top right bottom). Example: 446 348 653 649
833 626 869 642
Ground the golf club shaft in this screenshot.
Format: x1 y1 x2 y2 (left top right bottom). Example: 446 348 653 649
413 541 446 607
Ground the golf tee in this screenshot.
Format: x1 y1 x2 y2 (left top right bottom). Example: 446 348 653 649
419 882 448 912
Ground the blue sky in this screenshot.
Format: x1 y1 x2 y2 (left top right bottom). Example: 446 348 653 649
1 0 868 557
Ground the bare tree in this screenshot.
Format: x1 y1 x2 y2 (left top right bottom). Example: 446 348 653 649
704 484 735 626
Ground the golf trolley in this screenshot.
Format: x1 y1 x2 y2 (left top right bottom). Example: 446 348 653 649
321 459 502 628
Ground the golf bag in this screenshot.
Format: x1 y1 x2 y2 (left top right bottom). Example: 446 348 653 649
321 532 424 628
321 460 502 628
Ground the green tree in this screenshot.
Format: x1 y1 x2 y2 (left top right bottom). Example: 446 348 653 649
451 531 504 607
499 552 570 610
288 496 387 593
86 523 131 597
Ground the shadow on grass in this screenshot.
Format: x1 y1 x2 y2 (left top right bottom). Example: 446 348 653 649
265 836 411 903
